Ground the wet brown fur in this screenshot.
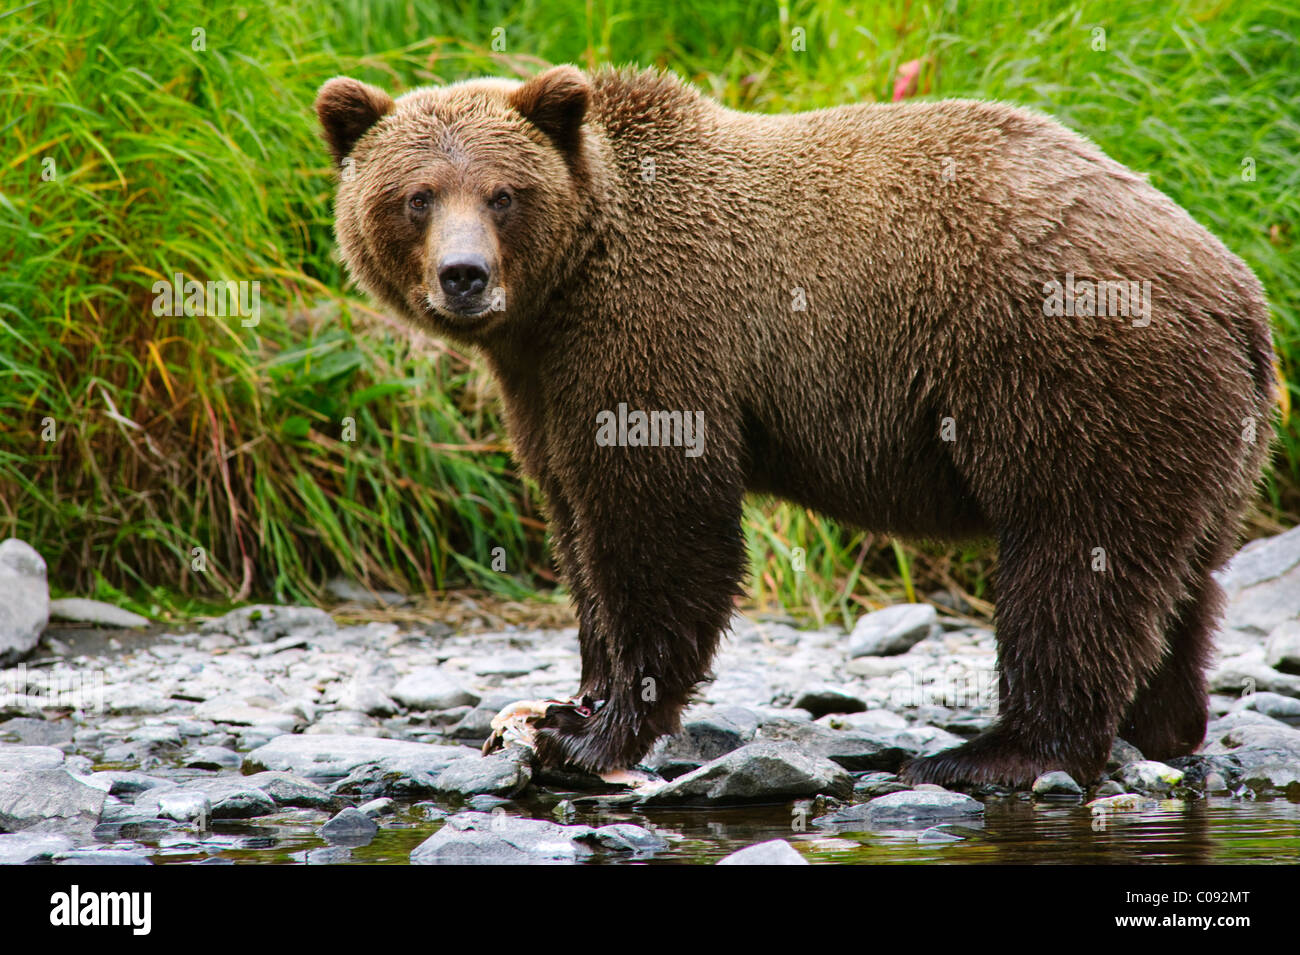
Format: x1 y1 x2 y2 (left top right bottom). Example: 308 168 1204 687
315 65 1277 787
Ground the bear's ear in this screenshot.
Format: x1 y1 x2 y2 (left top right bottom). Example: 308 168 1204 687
510 65 591 156
315 77 396 167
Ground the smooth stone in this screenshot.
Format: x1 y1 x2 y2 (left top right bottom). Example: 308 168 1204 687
185 746 243 770
191 698 299 732
583 823 669 856
753 716 907 771
0 539 48 665
470 654 549 677
172 778 274 818
1231 691 1300 725
0 744 65 770
319 806 378 845
0 717 74 746
79 771 173 797
246 734 468 781
643 706 759 778
1240 763 1300 797
47 598 150 629
0 831 74 864
358 797 396 817
243 771 338 809
390 668 479 711
794 686 868 719
640 742 854 805
848 604 937 657
326 577 409 608
1114 760 1185 794
432 750 532 798
54 848 151 865
861 790 984 829
151 789 211 825
0 769 106 833
1032 771 1084 797
716 838 809 865
199 605 337 642
1264 621 1300 675
411 812 594 865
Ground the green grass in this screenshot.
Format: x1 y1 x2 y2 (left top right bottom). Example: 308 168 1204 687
0 0 1295 621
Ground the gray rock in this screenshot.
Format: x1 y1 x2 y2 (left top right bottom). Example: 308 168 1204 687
151 789 211 825
191 697 299 732
432 750 532 798
1107 738 1146 772
859 789 985 829
717 839 808 865
79 771 173 797
849 604 937 657
390 668 479 711
172 778 274 819
1093 779 1126 797
127 723 184 746
1217 525 1300 632
411 812 594 865
0 744 65 770
185 746 243 770
0 769 106 833
243 771 338 809
200 604 336 642
319 806 378 845
1201 711 1300 770
1114 760 1185 794
581 823 669 856
298 846 354 864
0 539 48 665
470 653 549 677
47 598 149 628
1032 771 1084 797
1265 620 1300 676
640 742 853 805
794 686 868 719
54 847 151 865
1210 649 1300 698
0 717 73 746
246 734 467 782
0 831 74 864
853 772 910 798
644 706 759 777
357 797 396 817
753 716 907 771
1240 763 1300 797
325 577 409 608
1231 691 1300 725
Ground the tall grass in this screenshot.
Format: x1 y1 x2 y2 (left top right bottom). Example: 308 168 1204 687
0 0 1295 621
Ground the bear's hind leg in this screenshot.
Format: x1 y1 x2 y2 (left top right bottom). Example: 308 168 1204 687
1118 547 1228 761
903 525 1171 789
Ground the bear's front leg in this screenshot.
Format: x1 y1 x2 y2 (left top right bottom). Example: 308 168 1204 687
526 432 748 776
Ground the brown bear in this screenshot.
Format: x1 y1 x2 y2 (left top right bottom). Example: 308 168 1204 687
314 64 1277 788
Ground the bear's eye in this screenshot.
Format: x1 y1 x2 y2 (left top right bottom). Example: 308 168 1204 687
489 190 512 211
408 194 429 212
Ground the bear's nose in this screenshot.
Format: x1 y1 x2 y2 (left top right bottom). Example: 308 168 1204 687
438 256 490 298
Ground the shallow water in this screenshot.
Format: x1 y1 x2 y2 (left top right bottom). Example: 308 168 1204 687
105 791 1300 865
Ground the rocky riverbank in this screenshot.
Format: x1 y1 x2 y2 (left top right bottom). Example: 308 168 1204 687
1 527 1299 865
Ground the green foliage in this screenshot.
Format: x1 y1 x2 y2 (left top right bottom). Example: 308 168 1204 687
0 0 1295 617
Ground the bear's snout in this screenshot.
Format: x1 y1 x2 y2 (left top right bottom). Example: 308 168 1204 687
438 255 490 300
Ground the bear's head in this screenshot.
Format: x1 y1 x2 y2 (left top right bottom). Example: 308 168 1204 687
315 66 594 342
